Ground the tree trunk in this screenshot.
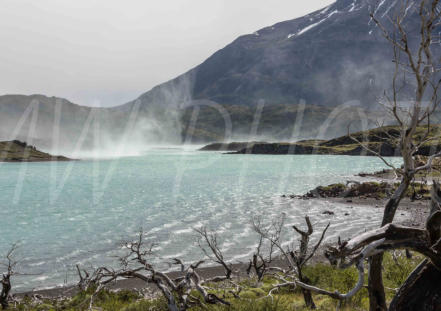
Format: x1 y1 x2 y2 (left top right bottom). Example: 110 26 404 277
299 272 316 309
368 255 387 311
302 288 316 310
391 182 441 310
0 274 11 310
368 178 411 311
389 260 441 311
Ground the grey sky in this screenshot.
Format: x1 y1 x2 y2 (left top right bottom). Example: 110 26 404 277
0 0 334 107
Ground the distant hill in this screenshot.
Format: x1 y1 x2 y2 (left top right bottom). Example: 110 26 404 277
180 102 386 142
0 94 137 152
0 140 71 162
0 94 384 150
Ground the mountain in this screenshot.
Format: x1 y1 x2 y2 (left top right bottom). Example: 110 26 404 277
124 0 431 110
118 0 439 140
185 0 391 107
1 0 438 149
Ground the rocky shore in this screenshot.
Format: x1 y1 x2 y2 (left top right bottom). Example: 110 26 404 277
283 178 431 229
292 181 431 201
198 141 265 151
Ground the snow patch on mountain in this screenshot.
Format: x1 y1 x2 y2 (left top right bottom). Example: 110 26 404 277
377 0 387 11
348 0 370 13
369 0 386 20
347 0 364 12
382 0 398 17
320 5 332 15
288 10 339 39
404 1 416 16
348 1 357 12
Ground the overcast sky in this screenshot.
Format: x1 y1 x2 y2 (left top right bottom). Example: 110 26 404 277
0 0 334 107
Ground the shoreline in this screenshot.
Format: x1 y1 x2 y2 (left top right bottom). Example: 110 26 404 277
0 157 74 163
15 262 252 299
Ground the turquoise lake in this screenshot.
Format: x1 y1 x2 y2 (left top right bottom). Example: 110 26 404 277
0 148 403 291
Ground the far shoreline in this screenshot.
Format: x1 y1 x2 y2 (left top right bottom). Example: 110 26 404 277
198 126 441 157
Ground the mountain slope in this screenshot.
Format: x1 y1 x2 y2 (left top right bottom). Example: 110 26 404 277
116 0 439 142
125 0 432 110
190 0 386 107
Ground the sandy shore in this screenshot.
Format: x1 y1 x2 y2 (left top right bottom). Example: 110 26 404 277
323 196 429 228
16 261 288 299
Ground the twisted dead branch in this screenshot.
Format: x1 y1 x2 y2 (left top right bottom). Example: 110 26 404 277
253 216 330 309
321 182 441 310
77 229 236 311
0 244 18 310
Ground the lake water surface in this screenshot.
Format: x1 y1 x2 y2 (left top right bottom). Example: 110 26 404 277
0 148 403 291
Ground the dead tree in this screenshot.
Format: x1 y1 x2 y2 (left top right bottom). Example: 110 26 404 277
247 216 285 283
0 245 18 310
246 185 441 310
246 234 272 282
251 183 441 309
78 230 235 311
253 215 330 309
194 227 234 281
388 181 441 310
324 181 441 311
291 217 330 309
348 1 441 309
